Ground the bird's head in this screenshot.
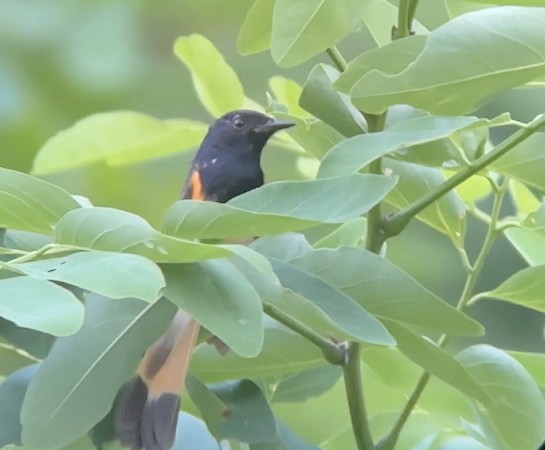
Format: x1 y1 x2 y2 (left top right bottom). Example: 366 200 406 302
203 110 294 154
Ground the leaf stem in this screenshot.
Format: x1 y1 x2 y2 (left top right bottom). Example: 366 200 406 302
379 179 509 449
7 243 57 264
262 303 345 365
326 46 348 72
393 0 419 39
384 114 545 237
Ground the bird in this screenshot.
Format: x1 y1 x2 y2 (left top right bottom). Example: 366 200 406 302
112 110 294 450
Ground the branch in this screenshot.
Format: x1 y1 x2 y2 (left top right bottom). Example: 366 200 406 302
378 179 510 450
342 342 375 450
262 304 345 365
384 114 545 237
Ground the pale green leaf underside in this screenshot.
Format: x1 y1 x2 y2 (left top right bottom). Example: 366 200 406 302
161 174 397 239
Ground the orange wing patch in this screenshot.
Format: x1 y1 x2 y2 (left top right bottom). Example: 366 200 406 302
183 169 206 200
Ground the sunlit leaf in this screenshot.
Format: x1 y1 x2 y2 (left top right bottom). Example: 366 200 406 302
300 64 366 137
271 0 365 67
32 112 206 174
174 34 244 116
384 159 466 247
487 264 545 313
504 228 545 266
237 0 274 55
0 167 79 234
492 132 545 190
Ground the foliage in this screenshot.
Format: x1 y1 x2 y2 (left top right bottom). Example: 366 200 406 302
2 1 545 450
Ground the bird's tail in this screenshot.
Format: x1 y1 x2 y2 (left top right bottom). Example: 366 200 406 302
114 311 200 450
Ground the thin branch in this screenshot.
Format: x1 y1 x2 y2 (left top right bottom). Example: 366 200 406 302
342 342 375 450
379 179 510 449
262 304 345 365
326 46 348 72
384 114 545 238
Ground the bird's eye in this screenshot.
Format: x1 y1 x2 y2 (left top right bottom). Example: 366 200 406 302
233 116 245 128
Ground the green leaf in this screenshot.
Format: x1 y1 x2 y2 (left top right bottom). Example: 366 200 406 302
237 0 274 55
508 350 545 389
271 0 365 67
337 7 545 114
487 264 545 313
318 115 499 178
314 218 366 248
269 365 341 403
2 230 52 252
20 295 176 449
456 345 545 450
292 247 483 336
0 167 80 235
465 0 545 5
32 112 207 174
251 233 313 262
270 259 395 346
0 277 83 336
504 228 545 266
384 159 466 246
161 175 397 239
16 251 165 302
299 64 366 137
268 77 310 118
269 288 367 344
55 207 230 262
189 378 276 444
0 365 38 447
192 325 324 383
508 179 540 217
162 260 264 358
383 321 490 404
270 114 343 160
492 132 545 190
174 34 244 116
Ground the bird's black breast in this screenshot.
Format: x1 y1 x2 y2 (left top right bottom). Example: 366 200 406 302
198 156 264 203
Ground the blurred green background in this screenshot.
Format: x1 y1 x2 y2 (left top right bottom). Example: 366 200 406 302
1 0 544 447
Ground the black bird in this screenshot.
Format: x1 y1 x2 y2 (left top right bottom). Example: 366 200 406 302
113 110 294 450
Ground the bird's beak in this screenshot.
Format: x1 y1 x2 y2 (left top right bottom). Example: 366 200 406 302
255 119 295 135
